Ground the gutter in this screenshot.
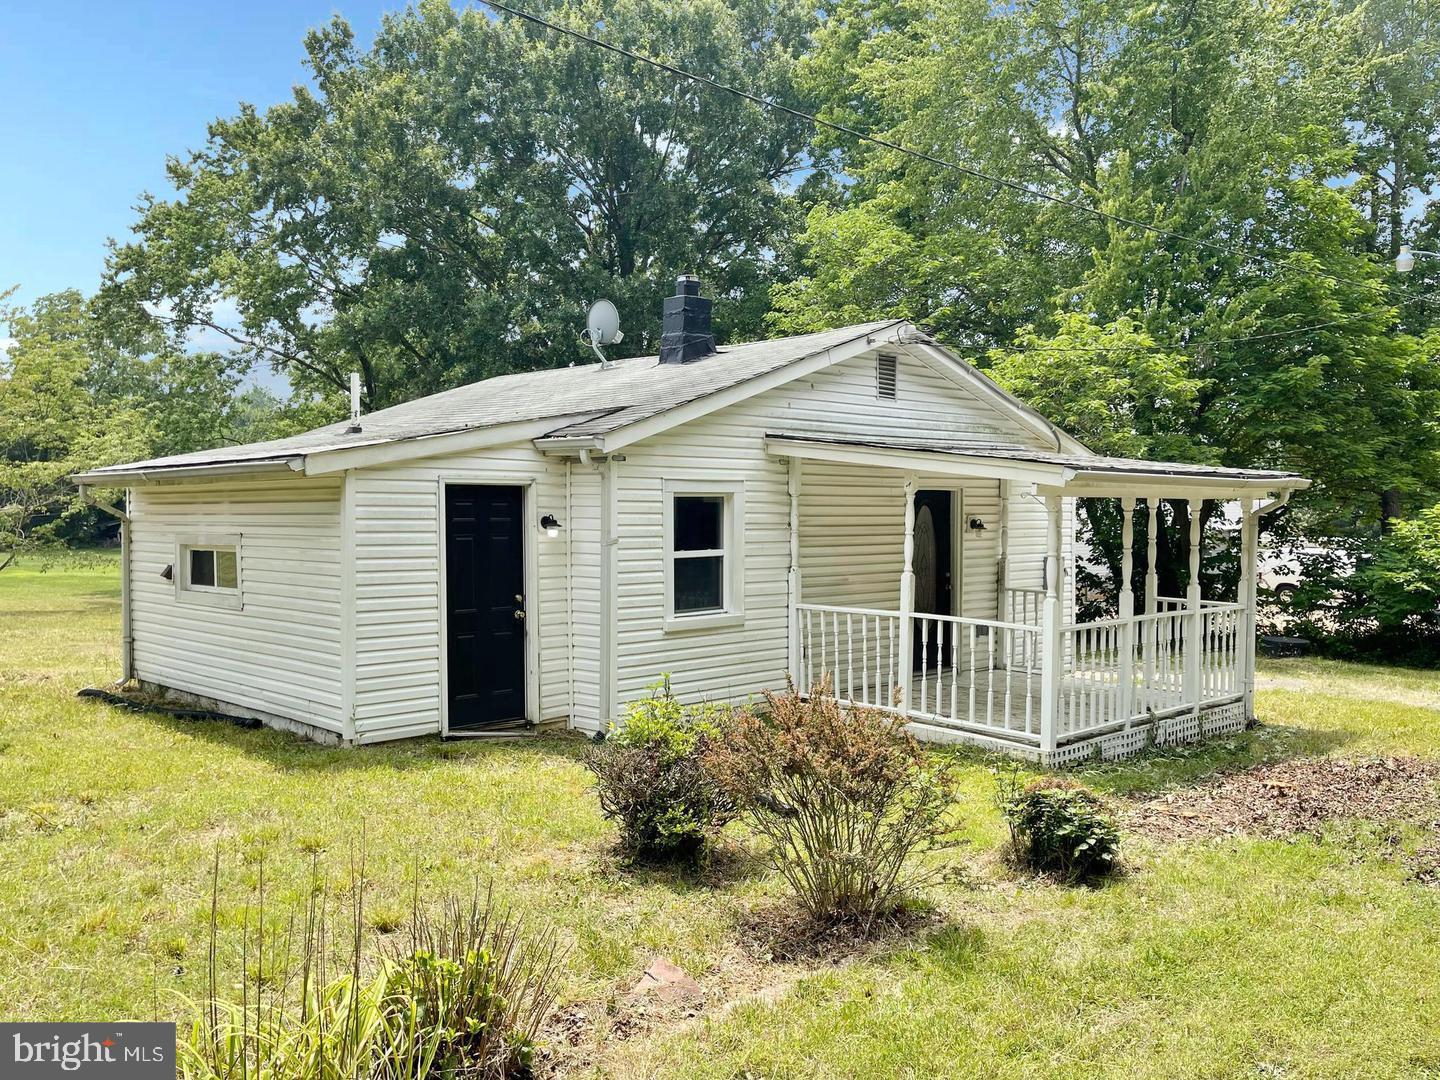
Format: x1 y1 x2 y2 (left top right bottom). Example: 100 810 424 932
77 485 134 684
71 458 304 486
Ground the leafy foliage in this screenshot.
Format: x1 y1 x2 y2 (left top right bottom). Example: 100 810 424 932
706 681 960 925
1361 505 1440 627
180 864 562 1080
784 0 1440 541
100 0 818 408
1266 508 1440 664
997 772 1121 884
0 292 153 567
584 675 736 863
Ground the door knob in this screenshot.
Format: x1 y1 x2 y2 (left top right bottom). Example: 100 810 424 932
513 609 526 621
514 593 524 603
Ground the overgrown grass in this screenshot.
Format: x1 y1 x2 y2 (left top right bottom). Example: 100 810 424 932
2 559 1438 1077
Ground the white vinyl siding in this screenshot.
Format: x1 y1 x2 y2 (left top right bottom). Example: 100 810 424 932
348 443 571 743
127 477 346 731
605 345 1065 721
568 464 604 732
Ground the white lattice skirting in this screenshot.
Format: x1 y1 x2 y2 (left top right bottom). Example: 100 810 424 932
1039 699 1248 767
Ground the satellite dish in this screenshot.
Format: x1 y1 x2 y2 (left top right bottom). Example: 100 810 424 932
583 299 623 367
585 299 623 345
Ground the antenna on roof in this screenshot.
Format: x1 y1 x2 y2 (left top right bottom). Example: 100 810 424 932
581 299 623 369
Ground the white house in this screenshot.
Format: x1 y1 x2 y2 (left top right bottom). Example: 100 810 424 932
75 277 1308 764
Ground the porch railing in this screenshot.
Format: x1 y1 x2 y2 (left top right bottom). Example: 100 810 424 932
798 598 1247 749
796 604 901 711
911 612 1043 741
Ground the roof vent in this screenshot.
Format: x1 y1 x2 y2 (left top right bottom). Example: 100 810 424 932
877 353 897 399
659 275 716 364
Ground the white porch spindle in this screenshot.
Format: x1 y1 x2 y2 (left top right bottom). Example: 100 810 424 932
1118 496 1136 722
1039 495 1063 755
896 474 918 716
1239 497 1258 719
1184 497 1203 710
787 457 803 687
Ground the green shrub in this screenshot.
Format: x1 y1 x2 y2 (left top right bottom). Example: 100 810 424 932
997 772 1120 883
706 680 961 925
376 887 563 1079
584 675 736 863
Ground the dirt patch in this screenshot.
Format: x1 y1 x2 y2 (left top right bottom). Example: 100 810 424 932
1121 756 1440 843
536 904 943 1076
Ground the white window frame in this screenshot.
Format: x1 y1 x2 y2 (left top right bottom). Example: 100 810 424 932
175 534 243 610
662 480 745 631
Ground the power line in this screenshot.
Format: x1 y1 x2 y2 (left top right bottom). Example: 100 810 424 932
480 0 1403 303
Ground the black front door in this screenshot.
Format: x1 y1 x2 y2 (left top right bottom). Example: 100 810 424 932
913 489 954 668
445 484 526 731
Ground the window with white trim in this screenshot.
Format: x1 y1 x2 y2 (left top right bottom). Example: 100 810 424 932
176 537 243 608
664 483 744 624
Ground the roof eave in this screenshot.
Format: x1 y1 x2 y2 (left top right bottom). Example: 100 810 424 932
71 458 306 486
1039 473 1312 499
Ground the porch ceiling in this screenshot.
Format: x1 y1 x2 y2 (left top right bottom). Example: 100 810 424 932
763 433 1311 500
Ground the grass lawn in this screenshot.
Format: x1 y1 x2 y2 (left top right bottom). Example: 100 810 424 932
2 556 1439 1077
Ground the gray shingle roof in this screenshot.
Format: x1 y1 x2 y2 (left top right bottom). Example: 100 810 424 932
78 321 901 479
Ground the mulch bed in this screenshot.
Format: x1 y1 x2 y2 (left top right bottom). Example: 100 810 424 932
1120 756 1440 843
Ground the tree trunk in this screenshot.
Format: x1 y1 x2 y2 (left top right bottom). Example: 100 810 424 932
1381 488 1403 531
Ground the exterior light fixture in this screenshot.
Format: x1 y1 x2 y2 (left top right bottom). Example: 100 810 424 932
1396 245 1439 273
540 514 562 538
968 517 987 532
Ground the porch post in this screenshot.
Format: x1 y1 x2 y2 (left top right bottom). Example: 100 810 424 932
1239 497 1258 719
1118 496 1136 722
996 479 1011 613
1184 497 1203 711
787 456 804 688
1143 499 1159 699
1039 494 1063 757
1145 500 1159 616
896 474 918 717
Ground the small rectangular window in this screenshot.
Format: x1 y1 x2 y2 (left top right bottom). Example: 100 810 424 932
184 546 239 593
877 353 898 399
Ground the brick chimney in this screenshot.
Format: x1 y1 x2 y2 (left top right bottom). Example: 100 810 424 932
659 275 716 364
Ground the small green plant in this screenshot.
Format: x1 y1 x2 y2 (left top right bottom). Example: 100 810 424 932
179 856 563 1080
996 769 1121 884
706 680 961 927
584 675 736 863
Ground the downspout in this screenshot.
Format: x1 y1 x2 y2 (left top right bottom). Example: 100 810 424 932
79 484 133 684
565 458 575 727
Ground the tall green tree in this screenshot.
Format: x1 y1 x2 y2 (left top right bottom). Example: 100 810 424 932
100 0 817 409
784 0 1440 532
0 294 153 567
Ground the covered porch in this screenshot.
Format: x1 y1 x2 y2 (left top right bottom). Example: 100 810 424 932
769 434 1310 765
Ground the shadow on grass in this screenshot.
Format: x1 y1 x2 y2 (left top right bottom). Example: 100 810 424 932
1072 721 1357 798
82 692 593 775
610 839 771 894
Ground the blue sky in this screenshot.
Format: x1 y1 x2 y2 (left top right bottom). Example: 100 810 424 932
0 1 404 379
